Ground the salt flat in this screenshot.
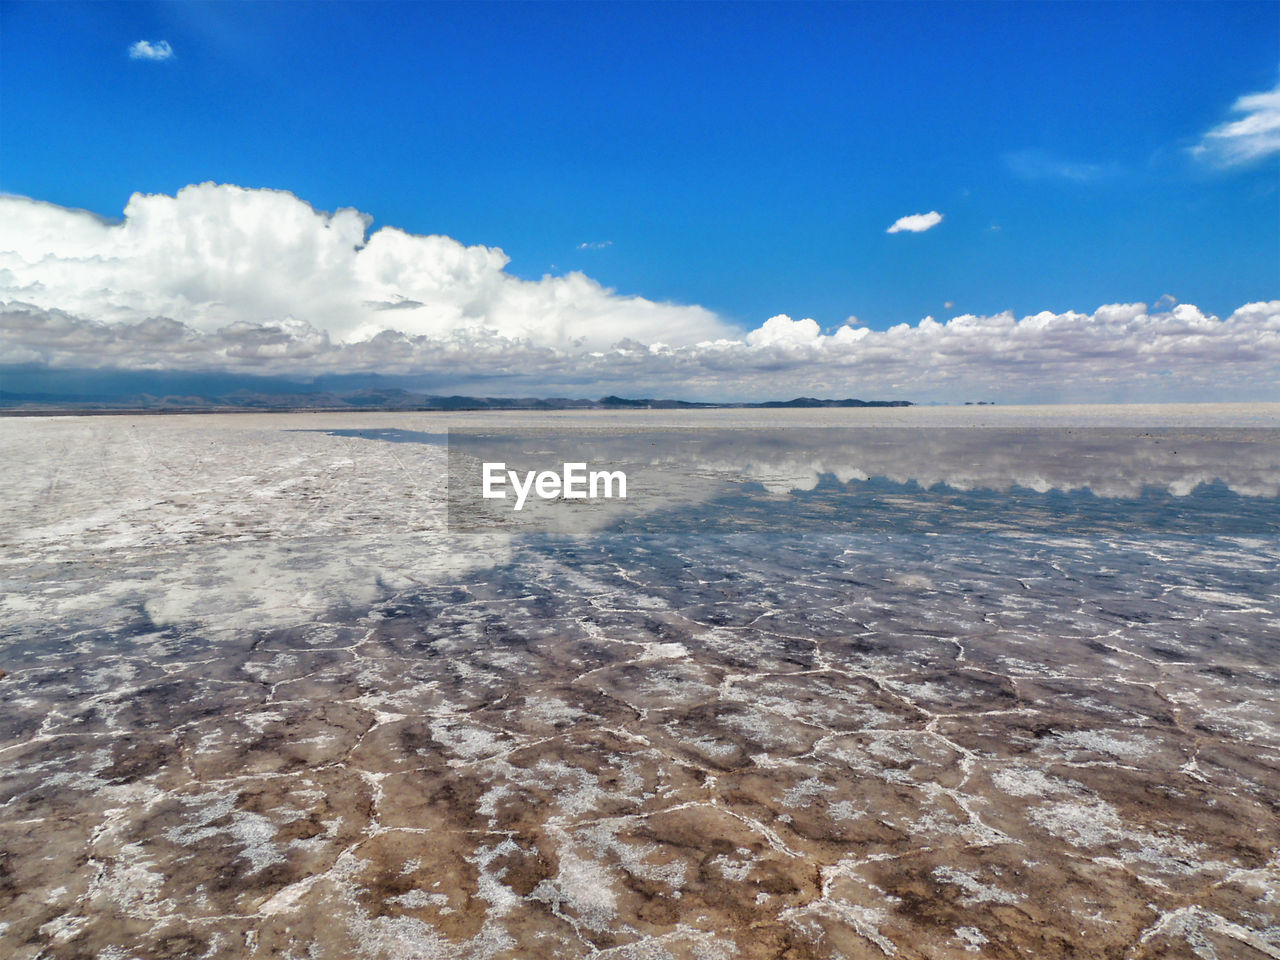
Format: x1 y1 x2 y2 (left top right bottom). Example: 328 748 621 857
1 407 1278 959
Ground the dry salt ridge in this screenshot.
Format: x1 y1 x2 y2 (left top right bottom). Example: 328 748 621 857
1 405 1278 960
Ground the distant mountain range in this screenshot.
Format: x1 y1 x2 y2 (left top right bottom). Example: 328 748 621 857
0 386 911 414
597 395 912 410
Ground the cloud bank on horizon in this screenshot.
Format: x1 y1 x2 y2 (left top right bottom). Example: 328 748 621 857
1 184 1277 402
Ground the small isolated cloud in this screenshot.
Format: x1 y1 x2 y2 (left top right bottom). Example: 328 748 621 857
128 40 173 61
577 240 613 251
1193 79 1280 168
1003 149 1117 182
886 211 943 234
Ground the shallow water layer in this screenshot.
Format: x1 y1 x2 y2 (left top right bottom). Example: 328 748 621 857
1 408 1278 960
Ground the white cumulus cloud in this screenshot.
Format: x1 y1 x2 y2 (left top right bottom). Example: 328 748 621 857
1 184 1278 403
0 184 733 351
1193 78 1280 168
887 211 943 234
128 40 174 61
3 298 1277 404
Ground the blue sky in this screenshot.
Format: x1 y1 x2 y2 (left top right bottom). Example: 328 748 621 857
2 0 1277 333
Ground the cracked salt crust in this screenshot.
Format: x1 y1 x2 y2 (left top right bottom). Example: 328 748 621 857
1 409 1278 959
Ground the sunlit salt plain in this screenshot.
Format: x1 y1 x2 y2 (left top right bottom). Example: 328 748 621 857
2 406 1278 960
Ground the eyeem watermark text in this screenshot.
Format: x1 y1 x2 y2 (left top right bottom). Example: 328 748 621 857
482 462 627 511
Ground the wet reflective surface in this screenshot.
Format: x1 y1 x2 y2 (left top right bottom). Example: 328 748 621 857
445 427 1280 535
2 409 1278 959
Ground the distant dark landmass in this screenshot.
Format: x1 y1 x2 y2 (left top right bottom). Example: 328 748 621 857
751 397 914 408
0 389 601 414
0 388 912 415
0 365 910 413
598 395 910 410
